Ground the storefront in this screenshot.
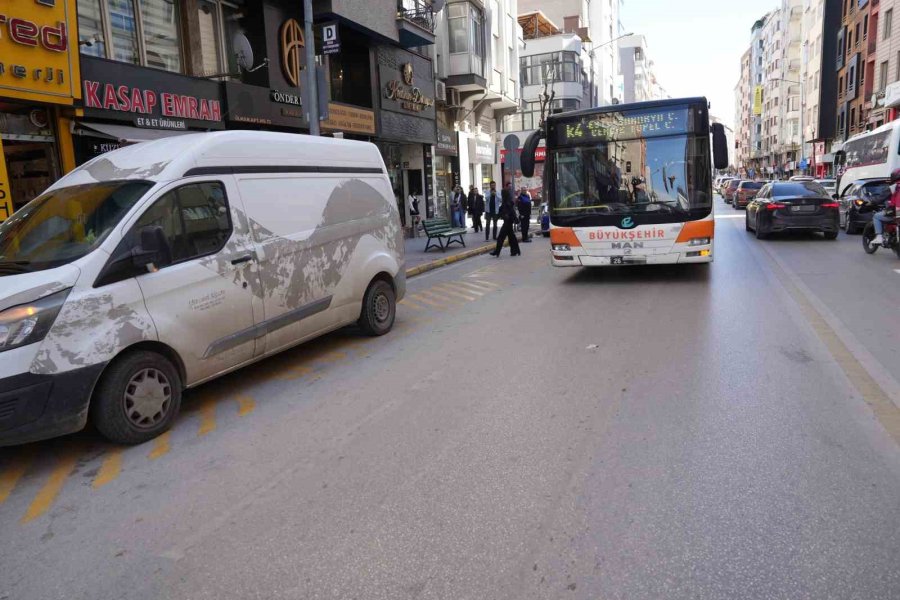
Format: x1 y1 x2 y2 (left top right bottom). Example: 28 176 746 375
374 45 437 227
501 131 546 201
74 57 225 165
0 0 80 220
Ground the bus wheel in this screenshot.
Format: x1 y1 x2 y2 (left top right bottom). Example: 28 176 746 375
359 279 396 336
91 351 183 445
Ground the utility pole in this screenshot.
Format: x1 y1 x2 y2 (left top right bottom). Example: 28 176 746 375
304 0 319 135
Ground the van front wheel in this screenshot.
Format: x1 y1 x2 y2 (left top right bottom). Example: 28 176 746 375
90 351 183 445
358 279 396 336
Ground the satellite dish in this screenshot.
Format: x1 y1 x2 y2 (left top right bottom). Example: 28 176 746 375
430 0 446 11
233 34 254 72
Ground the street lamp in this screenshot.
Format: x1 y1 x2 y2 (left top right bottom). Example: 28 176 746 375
588 32 635 107
771 77 805 175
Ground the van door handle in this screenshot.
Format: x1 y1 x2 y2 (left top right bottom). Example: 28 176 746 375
230 255 253 266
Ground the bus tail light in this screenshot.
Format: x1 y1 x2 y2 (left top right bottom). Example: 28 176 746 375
549 228 582 248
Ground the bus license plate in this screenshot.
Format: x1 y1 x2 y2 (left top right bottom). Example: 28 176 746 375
611 257 625 265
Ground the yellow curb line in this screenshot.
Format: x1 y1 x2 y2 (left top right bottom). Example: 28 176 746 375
405 241 509 278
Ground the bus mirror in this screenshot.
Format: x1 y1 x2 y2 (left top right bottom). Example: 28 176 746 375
711 123 728 170
521 130 543 178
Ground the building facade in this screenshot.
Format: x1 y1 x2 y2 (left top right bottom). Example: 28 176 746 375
836 0 874 140
618 35 665 104
0 0 82 220
735 48 753 171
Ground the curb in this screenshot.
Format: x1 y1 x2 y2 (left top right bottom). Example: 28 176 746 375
405 241 505 278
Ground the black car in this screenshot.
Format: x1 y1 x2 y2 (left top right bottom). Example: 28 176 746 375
837 178 892 234
745 181 840 240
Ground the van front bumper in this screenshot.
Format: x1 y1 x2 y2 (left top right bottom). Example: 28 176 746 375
0 364 105 447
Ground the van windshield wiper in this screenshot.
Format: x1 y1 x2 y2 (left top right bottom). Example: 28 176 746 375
0 260 34 274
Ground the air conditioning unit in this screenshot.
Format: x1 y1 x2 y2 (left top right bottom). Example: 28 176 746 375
436 81 447 103
447 87 461 107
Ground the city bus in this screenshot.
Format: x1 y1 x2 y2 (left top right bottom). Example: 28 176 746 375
520 97 729 267
833 121 900 197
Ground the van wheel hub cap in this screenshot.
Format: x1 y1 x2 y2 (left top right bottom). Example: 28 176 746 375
124 368 171 428
374 293 391 323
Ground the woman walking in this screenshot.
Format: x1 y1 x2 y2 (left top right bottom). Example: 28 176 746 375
490 185 521 257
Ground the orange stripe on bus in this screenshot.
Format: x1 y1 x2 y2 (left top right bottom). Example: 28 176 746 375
549 227 582 247
675 220 715 243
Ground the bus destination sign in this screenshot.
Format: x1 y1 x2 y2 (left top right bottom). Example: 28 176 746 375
557 108 690 144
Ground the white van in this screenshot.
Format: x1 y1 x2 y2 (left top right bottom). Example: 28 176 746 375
0 131 405 446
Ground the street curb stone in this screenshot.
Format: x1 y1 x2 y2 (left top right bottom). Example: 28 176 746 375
405 241 509 278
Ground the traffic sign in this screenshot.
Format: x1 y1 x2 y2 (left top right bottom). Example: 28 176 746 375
321 23 340 55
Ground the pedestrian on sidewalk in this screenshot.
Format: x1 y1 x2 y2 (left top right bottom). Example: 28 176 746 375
459 187 469 229
490 185 521 257
469 185 484 233
485 181 501 241
517 187 533 243
451 186 466 228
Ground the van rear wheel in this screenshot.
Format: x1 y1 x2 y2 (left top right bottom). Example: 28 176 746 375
90 351 183 445
359 279 396 336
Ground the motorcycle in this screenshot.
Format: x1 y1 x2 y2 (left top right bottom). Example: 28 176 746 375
861 205 900 258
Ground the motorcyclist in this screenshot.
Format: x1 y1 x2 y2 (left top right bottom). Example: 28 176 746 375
872 168 900 246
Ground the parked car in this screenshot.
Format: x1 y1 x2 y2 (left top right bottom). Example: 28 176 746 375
539 202 550 236
838 178 892 234
723 179 742 204
816 178 836 197
0 131 405 447
733 181 764 209
745 180 840 239
719 177 736 196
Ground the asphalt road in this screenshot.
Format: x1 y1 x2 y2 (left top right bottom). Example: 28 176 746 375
3 199 900 600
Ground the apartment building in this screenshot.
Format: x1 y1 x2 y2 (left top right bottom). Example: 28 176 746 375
619 35 666 103
736 48 753 171
875 0 900 123
800 0 841 177
836 0 875 139
519 0 625 106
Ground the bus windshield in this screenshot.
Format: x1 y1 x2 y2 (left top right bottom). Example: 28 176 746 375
548 102 712 227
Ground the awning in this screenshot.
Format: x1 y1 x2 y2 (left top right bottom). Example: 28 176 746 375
73 122 194 143
820 153 835 163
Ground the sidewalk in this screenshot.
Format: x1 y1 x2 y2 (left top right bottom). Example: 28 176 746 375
404 226 497 276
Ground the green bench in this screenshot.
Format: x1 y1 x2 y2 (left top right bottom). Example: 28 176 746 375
422 218 468 252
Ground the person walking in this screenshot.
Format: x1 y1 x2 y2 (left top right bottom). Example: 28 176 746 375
459 187 469 229
469 186 484 233
484 181 501 241
517 187 533 243
490 185 521 257
450 186 465 228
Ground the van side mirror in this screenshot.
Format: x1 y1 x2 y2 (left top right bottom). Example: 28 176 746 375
132 226 172 272
711 123 728 170
521 129 543 178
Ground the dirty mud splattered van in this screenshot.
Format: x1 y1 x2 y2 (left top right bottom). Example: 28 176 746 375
0 131 405 446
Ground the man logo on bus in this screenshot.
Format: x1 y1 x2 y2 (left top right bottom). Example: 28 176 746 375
620 216 636 229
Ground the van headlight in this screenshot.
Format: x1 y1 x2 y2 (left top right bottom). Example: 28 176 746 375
0 289 70 353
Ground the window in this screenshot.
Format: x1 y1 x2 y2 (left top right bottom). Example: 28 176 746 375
131 182 231 265
78 0 184 73
880 61 889 91
520 52 581 85
855 23 860 47
196 0 241 77
886 9 894 41
864 15 869 39
449 3 468 53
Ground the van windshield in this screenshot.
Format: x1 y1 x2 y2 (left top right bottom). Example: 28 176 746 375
0 181 152 274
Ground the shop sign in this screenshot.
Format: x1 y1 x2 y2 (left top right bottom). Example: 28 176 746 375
0 137 11 223
500 146 546 162
469 138 495 162
0 0 80 105
379 60 435 119
279 18 304 88
270 89 301 106
81 57 225 130
321 102 376 135
436 127 457 156
885 81 900 109
224 82 307 129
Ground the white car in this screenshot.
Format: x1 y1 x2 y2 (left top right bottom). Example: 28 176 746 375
0 131 405 446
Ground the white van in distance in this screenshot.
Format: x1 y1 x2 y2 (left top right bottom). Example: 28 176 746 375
0 131 405 446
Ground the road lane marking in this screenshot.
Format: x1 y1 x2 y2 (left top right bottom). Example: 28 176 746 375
198 399 217 437
452 281 489 295
463 280 500 290
92 449 123 489
148 431 171 460
410 293 448 308
431 284 478 301
399 298 426 310
21 451 80 524
417 289 464 305
0 452 32 505
236 394 256 417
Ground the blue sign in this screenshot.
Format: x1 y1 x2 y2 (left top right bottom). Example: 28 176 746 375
620 216 636 229
799 159 809 170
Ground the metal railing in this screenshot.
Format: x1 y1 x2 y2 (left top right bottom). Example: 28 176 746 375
397 0 436 33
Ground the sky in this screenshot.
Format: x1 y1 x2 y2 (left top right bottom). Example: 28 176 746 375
620 0 777 128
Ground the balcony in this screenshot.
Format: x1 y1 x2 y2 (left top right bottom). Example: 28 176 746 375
397 0 436 48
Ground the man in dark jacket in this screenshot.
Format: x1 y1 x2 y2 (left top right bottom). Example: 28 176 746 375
517 188 533 242
490 186 521 257
468 185 484 233
484 181 502 241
